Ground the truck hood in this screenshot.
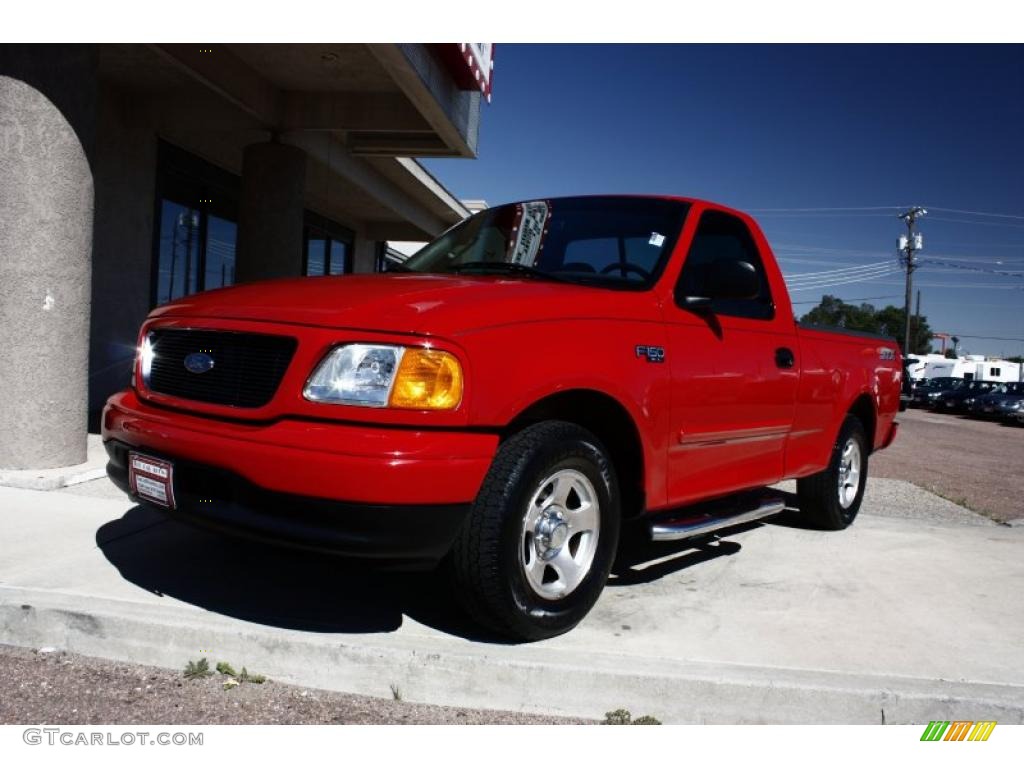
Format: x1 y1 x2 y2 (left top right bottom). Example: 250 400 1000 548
150 273 650 336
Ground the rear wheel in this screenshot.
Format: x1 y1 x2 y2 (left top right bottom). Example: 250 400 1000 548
448 421 620 641
796 415 868 530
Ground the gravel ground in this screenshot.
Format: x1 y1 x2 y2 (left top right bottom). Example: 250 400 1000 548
0 645 589 725
870 408 1023 523
773 476 997 526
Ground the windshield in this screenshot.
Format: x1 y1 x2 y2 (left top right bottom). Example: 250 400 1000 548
400 196 691 289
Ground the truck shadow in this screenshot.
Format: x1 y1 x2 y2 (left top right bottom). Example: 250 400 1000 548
610 524 747 586
95 505 478 639
95 495 808 643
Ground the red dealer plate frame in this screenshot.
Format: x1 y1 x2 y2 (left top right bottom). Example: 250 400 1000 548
128 452 176 509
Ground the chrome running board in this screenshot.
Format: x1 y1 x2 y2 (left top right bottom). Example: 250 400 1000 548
649 497 786 542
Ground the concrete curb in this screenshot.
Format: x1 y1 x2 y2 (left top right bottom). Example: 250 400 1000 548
3 587 1022 725
0 435 106 491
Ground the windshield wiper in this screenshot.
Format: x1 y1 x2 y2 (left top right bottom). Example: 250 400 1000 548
451 261 567 282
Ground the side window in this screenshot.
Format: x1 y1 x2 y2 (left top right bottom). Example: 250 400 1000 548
675 210 774 320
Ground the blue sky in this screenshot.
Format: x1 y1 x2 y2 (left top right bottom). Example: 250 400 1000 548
424 44 1024 358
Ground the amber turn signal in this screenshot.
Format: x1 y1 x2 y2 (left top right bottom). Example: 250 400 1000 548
388 349 463 410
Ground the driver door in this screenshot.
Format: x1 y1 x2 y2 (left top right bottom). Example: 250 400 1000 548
664 209 799 506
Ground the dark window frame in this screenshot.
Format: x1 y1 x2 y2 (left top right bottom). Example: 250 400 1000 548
303 210 355 276
150 141 240 308
673 209 776 321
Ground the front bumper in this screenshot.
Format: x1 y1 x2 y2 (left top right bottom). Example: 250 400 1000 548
101 389 499 563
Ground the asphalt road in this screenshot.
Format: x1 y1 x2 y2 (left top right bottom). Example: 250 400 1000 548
871 407 1024 522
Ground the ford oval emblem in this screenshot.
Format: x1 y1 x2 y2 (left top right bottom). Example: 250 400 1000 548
184 352 215 374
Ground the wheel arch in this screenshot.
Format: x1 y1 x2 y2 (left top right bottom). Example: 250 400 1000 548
503 389 647 518
845 392 877 451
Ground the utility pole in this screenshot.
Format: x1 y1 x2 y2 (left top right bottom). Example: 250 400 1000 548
915 290 921 352
898 207 927 354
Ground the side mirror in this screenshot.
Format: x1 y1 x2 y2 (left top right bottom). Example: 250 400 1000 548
680 260 760 309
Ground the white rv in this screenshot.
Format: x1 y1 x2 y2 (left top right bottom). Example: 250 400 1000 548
923 356 1022 383
904 353 949 381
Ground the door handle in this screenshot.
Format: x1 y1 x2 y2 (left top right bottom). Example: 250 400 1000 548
775 347 795 369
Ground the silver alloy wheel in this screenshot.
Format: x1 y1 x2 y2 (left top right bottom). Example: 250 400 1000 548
520 469 600 600
837 438 862 509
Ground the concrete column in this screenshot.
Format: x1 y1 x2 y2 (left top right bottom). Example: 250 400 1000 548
352 238 380 274
0 46 97 469
235 141 306 282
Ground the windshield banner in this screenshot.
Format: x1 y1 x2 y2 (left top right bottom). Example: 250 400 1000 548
507 201 551 266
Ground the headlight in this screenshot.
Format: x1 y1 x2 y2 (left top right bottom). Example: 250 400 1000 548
304 343 463 410
1008 401 1022 410
133 332 155 388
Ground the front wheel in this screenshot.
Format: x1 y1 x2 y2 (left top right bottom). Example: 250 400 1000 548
448 421 620 641
796 415 868 530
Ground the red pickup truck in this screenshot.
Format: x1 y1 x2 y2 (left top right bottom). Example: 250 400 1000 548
103 196 901 640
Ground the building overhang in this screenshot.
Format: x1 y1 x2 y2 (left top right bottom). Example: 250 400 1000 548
149 43 480 159
97 43 478 240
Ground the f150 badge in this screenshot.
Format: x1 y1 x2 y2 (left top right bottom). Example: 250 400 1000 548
635 345 665 363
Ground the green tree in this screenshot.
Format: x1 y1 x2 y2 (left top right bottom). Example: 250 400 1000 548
799 295 932 354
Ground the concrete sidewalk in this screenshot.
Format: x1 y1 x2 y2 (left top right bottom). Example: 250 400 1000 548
1 478 1022 724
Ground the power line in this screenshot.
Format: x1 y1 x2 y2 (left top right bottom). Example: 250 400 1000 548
753 212 897 219
749 205 1024 220
785 260 892 279
787 267 902 291
928 207 1024 221
926 216 1024 230
782 268 897 286
791 294 902 305
874 279 1024 290
925 252 1024 265
747 206 906 213
921 258 1024 277
786 266 899 287
947 334 1024 342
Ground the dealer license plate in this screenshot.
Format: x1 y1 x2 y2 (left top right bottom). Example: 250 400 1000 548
128 452 176 509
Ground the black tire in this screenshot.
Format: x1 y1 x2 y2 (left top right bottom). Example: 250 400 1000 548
448 420 621 641
796 415 868 530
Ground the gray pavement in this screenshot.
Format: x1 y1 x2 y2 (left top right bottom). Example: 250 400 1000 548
1 476 1022 724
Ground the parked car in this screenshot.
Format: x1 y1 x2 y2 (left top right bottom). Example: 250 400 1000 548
968 381 1024 420
911 376 963 408
938 379 999 413
102 195 901 640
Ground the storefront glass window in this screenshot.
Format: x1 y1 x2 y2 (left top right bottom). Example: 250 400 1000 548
152 141 240 306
